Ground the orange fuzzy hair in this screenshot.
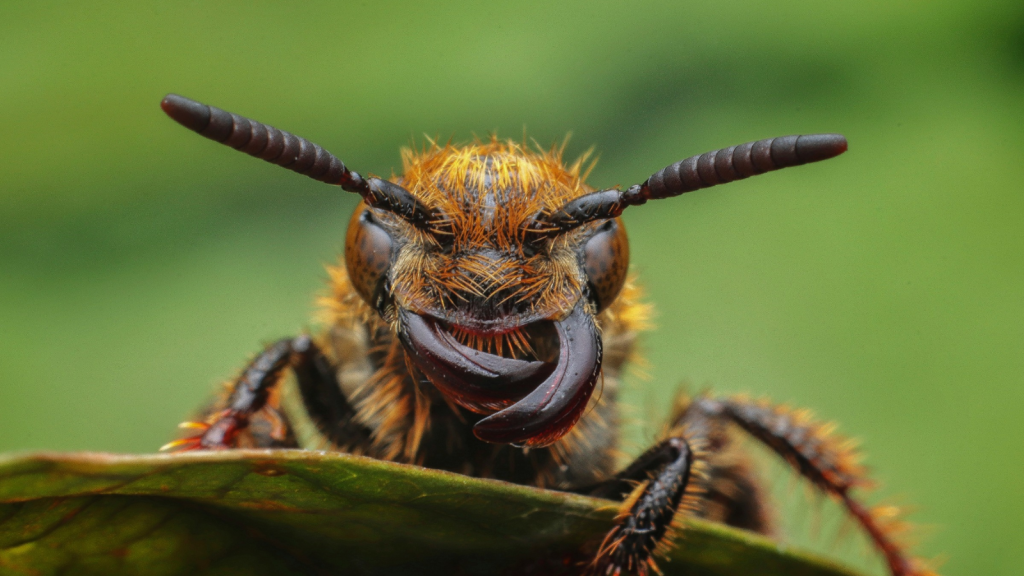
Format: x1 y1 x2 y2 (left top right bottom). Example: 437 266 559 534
388 137 601 325
401 137 596 250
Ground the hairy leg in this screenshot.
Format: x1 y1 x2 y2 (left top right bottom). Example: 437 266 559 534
694 396 935 576
587 407 714 576
588 394 935 576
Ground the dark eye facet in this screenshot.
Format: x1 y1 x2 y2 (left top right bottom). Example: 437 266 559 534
345 204 394 307
582 218 629 312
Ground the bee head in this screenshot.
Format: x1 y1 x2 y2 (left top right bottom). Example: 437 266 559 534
346 139 626 447
162 93 846 448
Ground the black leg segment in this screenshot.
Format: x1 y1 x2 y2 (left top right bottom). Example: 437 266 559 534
588 405 714 576
163 336 371 451
592 437 695 576
290 335 372 447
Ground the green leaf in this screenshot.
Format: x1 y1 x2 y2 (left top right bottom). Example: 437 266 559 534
0 450 864 576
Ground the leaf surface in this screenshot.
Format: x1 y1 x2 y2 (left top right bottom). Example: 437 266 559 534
0 450 864 575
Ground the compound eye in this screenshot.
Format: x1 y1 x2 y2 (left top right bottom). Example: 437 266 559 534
582 218 629 312
345 204 394 307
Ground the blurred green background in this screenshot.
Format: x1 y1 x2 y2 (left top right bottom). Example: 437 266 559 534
2 1 1022 575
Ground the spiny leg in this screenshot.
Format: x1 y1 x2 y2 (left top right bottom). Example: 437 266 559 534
693 395 937 576
587 413 714 576
587 393 935 576
163 335 369 450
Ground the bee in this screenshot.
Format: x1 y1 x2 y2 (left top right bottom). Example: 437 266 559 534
159 94 934 576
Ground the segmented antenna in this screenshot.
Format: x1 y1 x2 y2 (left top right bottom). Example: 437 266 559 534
537 134 847 234
160 94 436 229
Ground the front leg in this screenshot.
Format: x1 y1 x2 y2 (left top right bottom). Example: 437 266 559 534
162 335 369 451
589 411 716 576
161 338 296 450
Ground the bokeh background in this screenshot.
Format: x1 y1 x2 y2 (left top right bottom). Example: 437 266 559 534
2 2 1022 575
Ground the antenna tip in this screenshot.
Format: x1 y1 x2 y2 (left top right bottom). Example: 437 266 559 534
796 133 848 163
161 94 211 132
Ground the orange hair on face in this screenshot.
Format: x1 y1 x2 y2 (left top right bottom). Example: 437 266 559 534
388 137 598 325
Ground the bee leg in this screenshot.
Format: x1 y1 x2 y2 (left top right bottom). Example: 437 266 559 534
693 396 934 576
164 335 368 451
171 338 297 450
288 336 373 448
587 411 715 576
